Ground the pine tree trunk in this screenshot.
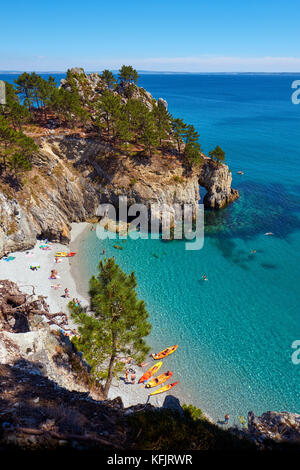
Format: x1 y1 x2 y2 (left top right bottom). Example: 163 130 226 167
103 352 116 398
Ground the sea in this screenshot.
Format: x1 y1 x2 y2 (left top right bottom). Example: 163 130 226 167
1 71 300 423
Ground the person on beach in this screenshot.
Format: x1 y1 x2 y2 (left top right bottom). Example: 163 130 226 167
102 249 105 255
125 369 129 382
224 414 230 424
139 362 148 367
50 269 58 279
64 288 70 298
131 370 136 384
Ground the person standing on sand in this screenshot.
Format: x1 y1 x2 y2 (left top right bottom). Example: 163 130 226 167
224 414 230 424
64 288 70 298
131 370 136 384
125 369 129 382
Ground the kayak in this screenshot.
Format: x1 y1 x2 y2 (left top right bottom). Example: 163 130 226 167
153 345 178 360
138 361 163 384
150 381 179 396
145 371 173 388
55 252 77 257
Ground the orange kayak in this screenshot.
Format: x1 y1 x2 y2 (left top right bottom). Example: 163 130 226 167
145 371 173 388
153 345 178 360
138 361 163 384
55 252 77 258
150 381 179 396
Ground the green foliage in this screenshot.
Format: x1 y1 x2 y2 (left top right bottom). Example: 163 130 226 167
0 115 37 175
70 258 151 398
171 117 187 154
183 124 203 166
171 118 203 165
100 69 116 88
140 112 158 156
152 102 171 146
209 145 225 165
182 403 204 421
96 91 122 139
127 408 255 451
1 82 31 131
118 65 139 84
50 87 88 127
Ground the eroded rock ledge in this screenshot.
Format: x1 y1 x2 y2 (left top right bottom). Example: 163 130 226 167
0 135 238 257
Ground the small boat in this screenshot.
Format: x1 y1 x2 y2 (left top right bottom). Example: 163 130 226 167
145 371 173 388
237 171 244 175
153 345 178 360
55 252 77 258
150 381 179 396
138 361 163 384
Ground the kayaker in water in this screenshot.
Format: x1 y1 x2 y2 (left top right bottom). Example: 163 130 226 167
202 274 208 281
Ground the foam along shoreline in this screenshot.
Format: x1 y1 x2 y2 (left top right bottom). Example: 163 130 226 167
0 222 175 409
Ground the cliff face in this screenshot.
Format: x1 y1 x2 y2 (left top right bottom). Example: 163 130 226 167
0 135 238 257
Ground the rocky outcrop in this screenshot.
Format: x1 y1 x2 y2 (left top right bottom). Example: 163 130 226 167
0 134 239 257
0 280 101 397
247 411 300 445
199 157 239 209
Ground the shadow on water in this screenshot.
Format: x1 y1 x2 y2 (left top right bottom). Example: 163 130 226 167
202 180 300 263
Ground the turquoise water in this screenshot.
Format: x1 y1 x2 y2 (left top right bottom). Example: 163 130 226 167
2 72 300 422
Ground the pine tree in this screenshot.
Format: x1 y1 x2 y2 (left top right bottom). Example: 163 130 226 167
208 145 225 165
183 124 203 166
100 69 116 89
152 102 171 146
69 258 151 398
171 118 187 154
118 65 139 84
140 113 159 156
0 115 37 175
49 87 88 127
96 91 122 139
1 82 30 131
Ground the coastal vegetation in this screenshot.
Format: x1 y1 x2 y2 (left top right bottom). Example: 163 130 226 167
0 65 223 187
69 258 151 398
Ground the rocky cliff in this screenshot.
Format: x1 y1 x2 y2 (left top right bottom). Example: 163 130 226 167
0 134 238 257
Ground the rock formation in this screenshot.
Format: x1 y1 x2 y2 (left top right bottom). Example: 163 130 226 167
247 410 300 445
0 134 238 257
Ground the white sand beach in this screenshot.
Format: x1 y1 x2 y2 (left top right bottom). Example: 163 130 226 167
0 222 170 409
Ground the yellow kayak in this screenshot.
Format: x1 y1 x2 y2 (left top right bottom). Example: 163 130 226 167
153 345 178 360
55 252 77 257
145 371 173 388
138 361 163 384
150 381 179 396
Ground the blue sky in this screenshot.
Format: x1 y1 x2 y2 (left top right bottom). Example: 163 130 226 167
1 0 300 72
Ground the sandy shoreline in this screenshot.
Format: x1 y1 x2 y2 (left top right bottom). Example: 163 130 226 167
0 222 174 410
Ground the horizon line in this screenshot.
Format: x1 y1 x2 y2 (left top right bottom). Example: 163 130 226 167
1 70 300 75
